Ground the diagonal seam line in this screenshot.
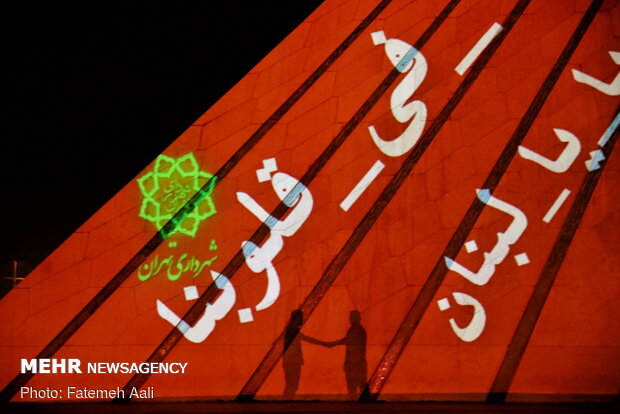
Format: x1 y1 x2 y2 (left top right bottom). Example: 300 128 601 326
120 0 463 401
487 106 620 403
0 0 393 402
236 0 529 400
360 0 603 402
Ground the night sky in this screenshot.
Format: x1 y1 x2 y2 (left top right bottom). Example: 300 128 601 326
2 2 323 283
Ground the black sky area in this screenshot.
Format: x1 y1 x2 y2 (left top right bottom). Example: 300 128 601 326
1 1 324 282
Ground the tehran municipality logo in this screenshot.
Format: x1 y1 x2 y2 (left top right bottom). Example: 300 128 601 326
137 152 216 237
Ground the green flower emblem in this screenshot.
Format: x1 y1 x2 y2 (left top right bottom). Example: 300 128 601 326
137 153 216 237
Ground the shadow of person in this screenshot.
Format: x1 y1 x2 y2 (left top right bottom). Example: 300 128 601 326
328 310 367 400
282 309 329 399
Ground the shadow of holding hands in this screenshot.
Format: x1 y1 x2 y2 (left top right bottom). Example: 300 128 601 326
282 309 367 400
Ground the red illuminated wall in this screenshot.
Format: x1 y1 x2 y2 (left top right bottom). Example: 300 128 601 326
1 0 618 403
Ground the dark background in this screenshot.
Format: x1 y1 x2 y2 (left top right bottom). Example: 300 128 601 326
1 1 323 293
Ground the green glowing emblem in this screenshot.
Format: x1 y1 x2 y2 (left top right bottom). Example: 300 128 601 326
137 153 216 237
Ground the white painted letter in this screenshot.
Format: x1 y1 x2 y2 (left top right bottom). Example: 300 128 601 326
518 128 581 173
369 31 428 157
571 51 620 96
156 270 236 343
444 189 527 286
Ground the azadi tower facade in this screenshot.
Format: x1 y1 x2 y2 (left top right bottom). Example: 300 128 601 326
1 0 618 403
